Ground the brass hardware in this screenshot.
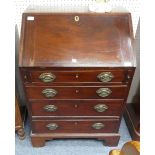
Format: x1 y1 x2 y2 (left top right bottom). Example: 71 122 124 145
46 123 58 130
92 123 105 130
43 105 58 112
96 88 112 98
39 73 56 83
42 88 57 98
97 72 114 82
74 16 79 22
94 104 108 112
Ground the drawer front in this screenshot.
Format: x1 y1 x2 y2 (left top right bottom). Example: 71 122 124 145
30 100 124 117
26 86 127 100
32 119 120 133
24 70 127 84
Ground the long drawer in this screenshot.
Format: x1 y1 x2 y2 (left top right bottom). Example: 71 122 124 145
30 100 124 117
26 86 127 100
22 69 128 84
32 118 120 133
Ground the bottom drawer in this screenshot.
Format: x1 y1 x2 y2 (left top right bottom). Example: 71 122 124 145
32 119 120 133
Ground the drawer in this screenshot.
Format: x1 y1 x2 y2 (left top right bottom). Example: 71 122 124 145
30 100 124 117
23 69 127 84
32 118 120 133
26 86 127 100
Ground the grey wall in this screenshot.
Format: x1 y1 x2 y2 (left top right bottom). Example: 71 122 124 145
127 19 140 103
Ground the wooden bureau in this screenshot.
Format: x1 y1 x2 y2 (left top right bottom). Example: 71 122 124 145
19 12 136 147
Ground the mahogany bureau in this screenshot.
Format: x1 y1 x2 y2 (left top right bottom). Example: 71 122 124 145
19 12 136 147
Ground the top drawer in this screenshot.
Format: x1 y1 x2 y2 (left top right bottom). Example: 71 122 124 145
22 69 131 84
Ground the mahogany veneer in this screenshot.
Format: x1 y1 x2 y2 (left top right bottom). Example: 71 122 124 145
30 100 124 117
25 85 128 100
19 12 136 147
32 119 120 133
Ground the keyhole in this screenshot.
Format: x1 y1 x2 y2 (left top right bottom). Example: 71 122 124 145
74 16 79 22
74 104 78 108
127 75 131 79
76 74 79 79
76 90 79 93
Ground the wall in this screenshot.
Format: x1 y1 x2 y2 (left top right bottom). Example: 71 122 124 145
15 0 139 35
127 19 140 103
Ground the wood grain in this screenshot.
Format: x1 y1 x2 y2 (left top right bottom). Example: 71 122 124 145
19 13 136 67
32 118 120 133
19 12 136 147
30 99 124 117
25 85 128 100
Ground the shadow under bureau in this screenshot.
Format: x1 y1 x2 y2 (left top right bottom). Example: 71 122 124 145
19 12 136 147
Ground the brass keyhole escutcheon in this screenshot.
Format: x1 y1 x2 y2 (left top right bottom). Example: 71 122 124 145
74 16 79 22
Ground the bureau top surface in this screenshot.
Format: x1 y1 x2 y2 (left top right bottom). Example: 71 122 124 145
19 13 136 67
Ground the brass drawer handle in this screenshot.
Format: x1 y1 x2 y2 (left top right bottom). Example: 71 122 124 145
92 123 105 130
46 123 58 130
43 105 58 112
39 73 56 83
42 88 57 98
96 88 112 98
97 72 114 82
94 104 108 112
